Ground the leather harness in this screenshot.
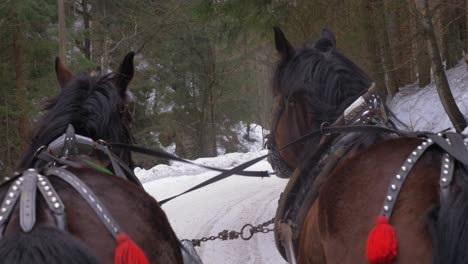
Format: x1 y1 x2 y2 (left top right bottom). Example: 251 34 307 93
271 84 464 263
0 125 203 263
0 124 139 239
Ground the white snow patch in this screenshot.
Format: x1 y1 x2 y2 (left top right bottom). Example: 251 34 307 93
390 61 468 131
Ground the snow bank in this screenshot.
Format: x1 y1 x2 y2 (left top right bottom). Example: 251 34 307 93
390 61 468 132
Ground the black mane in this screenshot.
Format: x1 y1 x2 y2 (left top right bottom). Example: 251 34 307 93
18 73 133 169
273 46 371 123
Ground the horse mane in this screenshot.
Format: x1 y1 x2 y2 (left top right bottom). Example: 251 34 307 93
273 46 371 123
18 73 134 170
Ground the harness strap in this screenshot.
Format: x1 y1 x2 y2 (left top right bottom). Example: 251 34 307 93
45 167 121 238
110 143 270 178
37 173 66 230
426 132 468 166
439 151 454 204
379 139 434 218
159 154 268 205
0 177 23 238
0 169 66 238
20 170 38 232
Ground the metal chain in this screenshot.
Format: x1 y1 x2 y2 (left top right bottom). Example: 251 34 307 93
182 217 275 247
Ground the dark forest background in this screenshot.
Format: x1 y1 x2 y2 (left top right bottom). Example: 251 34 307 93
0 0 466 173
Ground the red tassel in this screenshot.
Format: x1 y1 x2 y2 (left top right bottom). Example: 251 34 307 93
365 216 397 264
115 232 149 264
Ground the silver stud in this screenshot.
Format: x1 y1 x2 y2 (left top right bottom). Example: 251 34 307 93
54 203 60 208
437 133 443 136
444 164 449 169
15 180 20 185
396 174 401 180
407 159 412 163
402 166 407 171
443 170 449 175
114 227 118 233
41 181 46 186
97 204 103 211
445 158 450 162
47 191 53 197
0 216 3 221
391 184 397 190
412 151 417 156
51 197 57 202
19 178 24 181
427 139 433 143
4 177 10 181
26 168 36 172
1 208 6 213
44 186 50 191
417 146 423 150
5 200 10 205
82 188 87 194
8 193 14 198
12 186 17 191
89 196 95 202
387 196 393 201
383 205 389 212
422 142 428 146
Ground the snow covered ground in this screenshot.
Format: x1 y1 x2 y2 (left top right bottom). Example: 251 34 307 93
389 61 468 131
137 61 467 264
143 151 287 264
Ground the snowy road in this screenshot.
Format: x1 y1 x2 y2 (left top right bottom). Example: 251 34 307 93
140 150 288 264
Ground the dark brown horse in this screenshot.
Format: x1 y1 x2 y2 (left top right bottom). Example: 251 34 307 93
271 27 468 264
0 53 185 264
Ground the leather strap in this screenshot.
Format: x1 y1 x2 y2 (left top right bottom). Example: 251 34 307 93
159 154 269 205
45 167 121 238
0 177 23 238
110 143 270 178
37 174 66 230
20 169 38 232
379 139 434 218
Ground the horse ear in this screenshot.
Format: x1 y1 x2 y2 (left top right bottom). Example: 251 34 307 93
115 52 135 95
274 27 294 60
55 57 74 88
315 28 336 52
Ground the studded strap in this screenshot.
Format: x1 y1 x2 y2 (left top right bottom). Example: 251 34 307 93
379 138 434 218
45 167 121 238
0 177 23 237
20 170 38 232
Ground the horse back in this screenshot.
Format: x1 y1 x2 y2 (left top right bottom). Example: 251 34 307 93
0 167 182 264
316 137 439 263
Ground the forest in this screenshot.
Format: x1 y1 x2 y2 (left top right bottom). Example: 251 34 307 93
0 0 467 173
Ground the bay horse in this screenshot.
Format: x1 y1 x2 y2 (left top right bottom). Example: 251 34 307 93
0 53 185 263
270 27 468 264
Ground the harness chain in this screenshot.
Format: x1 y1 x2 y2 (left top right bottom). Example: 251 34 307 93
182 217 275 247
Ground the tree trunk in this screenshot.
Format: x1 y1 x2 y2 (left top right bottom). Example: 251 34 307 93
416 0 467 132
58 0 67 61
441 1 463 69
413 2 431 87
82 0 91 60
386 0 413 86
362 0 387 98
13 14 29 141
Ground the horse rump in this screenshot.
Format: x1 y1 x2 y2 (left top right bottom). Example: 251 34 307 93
428 165 468 264
0 226 99 264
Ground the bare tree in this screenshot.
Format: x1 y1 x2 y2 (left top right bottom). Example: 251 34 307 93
58 0 67 61
415 0 467 132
